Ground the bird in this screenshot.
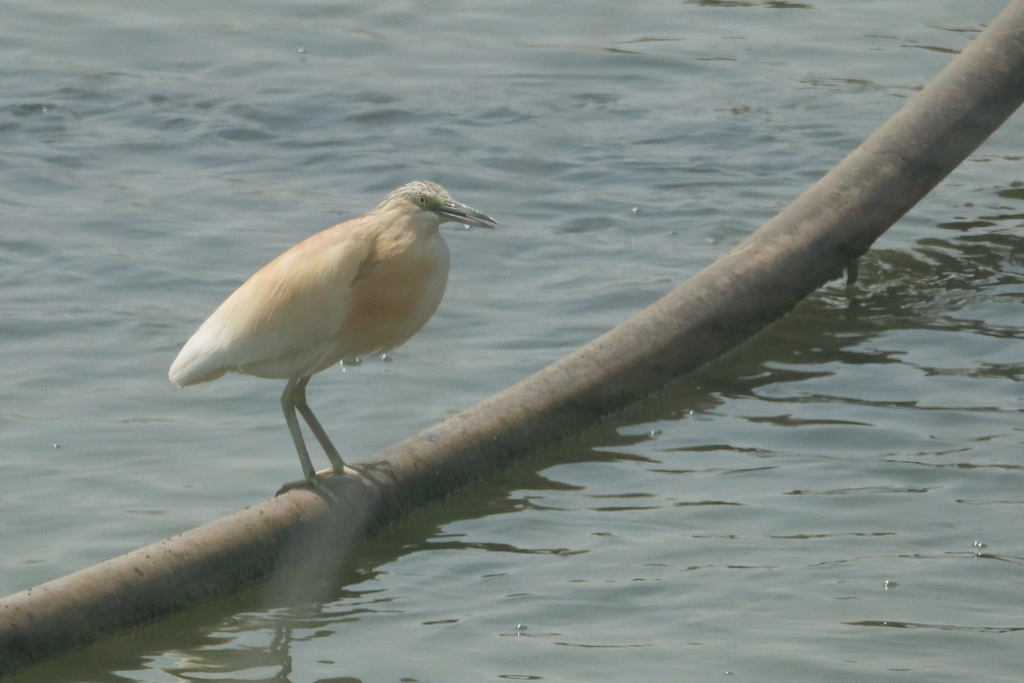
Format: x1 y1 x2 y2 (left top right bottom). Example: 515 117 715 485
169 180 498 489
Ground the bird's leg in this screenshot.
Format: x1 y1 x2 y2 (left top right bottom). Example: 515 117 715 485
292 375 348 475
281 377 318 482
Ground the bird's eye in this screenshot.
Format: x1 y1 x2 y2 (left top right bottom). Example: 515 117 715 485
417 195 429 206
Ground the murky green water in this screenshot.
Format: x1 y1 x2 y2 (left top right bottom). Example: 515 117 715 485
3 0 1024 680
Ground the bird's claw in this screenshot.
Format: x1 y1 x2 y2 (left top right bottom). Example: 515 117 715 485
276 477 318 496
276 465 359 497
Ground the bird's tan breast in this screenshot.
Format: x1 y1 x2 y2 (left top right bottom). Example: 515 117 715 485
338 228 450 357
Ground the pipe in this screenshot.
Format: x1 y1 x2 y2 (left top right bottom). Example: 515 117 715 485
3 1 1024 676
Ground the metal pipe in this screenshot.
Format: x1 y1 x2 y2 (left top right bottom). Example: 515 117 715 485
3 1 1024 676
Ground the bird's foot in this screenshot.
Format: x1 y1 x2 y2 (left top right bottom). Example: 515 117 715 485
276 466 359 497
332 464 361 477
276 477 310 496
276 475 331 497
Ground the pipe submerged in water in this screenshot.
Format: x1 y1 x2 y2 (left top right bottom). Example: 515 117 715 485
2 0 1024 676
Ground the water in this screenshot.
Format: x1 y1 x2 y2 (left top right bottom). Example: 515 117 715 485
3 0 1024 680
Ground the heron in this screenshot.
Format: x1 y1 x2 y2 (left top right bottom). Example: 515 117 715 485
169 180 498 488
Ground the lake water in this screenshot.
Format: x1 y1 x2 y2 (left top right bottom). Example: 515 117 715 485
3 0 1024 680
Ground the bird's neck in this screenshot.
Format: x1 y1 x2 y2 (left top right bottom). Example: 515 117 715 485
371 206 442 238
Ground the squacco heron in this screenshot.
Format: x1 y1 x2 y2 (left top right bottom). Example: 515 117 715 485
169 181 497 487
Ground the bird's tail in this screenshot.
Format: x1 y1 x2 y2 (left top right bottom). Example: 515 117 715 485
169 327 230 387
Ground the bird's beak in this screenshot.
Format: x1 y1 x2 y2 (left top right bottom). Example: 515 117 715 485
437 200 498 229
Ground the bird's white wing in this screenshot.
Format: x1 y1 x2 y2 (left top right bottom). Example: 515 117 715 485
169 225 373 386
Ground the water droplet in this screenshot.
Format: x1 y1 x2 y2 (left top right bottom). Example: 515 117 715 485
380 353 392 362
647 429 662 439
973 540 986 548
631 206 640 214
516 623 527 631
53 443 62 449
297 47 307 54
461 223 472 230
884 580 896 590
705 237 716 245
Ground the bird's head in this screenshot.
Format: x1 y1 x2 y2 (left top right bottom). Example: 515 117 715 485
377 181 498 230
